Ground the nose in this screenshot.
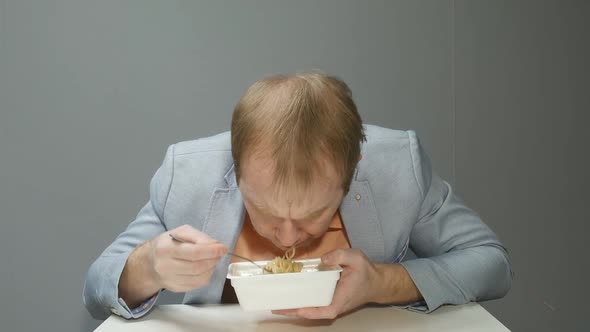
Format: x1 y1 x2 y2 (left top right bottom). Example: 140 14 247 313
276 220 298 248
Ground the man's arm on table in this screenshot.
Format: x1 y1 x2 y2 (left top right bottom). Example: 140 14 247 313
83 145 175 320
273 132 512 319
118 241 162 309
398 132 513 313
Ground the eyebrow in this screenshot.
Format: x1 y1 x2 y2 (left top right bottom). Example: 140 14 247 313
252 201 329 221
300 206 329 220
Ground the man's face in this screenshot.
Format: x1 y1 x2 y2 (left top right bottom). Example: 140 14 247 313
238 155 345 251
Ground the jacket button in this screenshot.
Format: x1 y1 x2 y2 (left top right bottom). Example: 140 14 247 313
355 194 361 201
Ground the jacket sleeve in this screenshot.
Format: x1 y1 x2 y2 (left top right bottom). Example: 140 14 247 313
83 144 175 320
400 131 512 313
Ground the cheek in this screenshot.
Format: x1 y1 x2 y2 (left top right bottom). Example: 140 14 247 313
302 217 333 237
254 223 272 236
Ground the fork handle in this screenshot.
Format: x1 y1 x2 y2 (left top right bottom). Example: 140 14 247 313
227 253 265 269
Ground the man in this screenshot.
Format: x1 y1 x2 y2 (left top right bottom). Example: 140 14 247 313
84 72 512 320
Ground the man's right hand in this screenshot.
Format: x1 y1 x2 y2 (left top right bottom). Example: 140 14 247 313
119 224 228 308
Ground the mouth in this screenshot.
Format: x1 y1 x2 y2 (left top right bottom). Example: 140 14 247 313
274 244 295 252
274 239 313 252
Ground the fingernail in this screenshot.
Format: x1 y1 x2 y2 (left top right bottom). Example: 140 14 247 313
322 254 332 264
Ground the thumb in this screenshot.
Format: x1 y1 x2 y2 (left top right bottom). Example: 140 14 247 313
322 248 358 266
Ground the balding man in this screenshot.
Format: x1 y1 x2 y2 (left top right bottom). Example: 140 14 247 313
84 72 511 320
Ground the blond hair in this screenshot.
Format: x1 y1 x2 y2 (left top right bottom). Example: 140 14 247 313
231 72 365 194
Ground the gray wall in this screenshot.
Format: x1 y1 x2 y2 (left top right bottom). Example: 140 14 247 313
454 2 589 331
0 1 586 331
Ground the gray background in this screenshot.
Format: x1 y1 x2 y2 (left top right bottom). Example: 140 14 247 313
0 0 587 331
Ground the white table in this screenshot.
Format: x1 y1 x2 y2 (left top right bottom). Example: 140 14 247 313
95 303 509 332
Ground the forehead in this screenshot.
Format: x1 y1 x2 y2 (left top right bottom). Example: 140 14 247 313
238 153 342 209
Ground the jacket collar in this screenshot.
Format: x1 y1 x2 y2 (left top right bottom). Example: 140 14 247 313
186 165 243 303
224 164 238 188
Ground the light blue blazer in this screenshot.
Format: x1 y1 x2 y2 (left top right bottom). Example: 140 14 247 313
83 125 512 320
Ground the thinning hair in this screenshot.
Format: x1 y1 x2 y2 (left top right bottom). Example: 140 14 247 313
231 72 365 195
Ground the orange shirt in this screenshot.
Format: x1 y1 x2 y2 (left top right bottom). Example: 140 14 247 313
221 209 351 303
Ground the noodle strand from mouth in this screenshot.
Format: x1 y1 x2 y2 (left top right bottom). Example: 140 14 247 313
264 247 303 273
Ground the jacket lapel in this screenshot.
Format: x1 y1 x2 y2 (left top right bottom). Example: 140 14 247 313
340 179 386 262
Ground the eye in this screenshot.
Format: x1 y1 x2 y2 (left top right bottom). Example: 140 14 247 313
307 211 326 222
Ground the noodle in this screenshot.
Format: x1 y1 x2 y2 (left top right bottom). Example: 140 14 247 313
263 247 303 273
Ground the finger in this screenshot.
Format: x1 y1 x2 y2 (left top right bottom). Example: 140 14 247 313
294 306 340 320
271 309 298 317
171 242 228 261
166 268 216 292
177 263 218 279
170 224 218 244
168 257 222 276
161 264 217 292
273 306 339 320
179 266 217 287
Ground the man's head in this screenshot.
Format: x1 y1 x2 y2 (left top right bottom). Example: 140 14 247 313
231 72 365 250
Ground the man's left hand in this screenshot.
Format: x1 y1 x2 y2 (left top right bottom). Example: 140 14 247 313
272 248 380 319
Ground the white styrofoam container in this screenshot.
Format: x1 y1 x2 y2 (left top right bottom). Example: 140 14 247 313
226 258 342 311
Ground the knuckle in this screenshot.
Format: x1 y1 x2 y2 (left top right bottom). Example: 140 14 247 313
352 249 366 262
359 251 369 260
